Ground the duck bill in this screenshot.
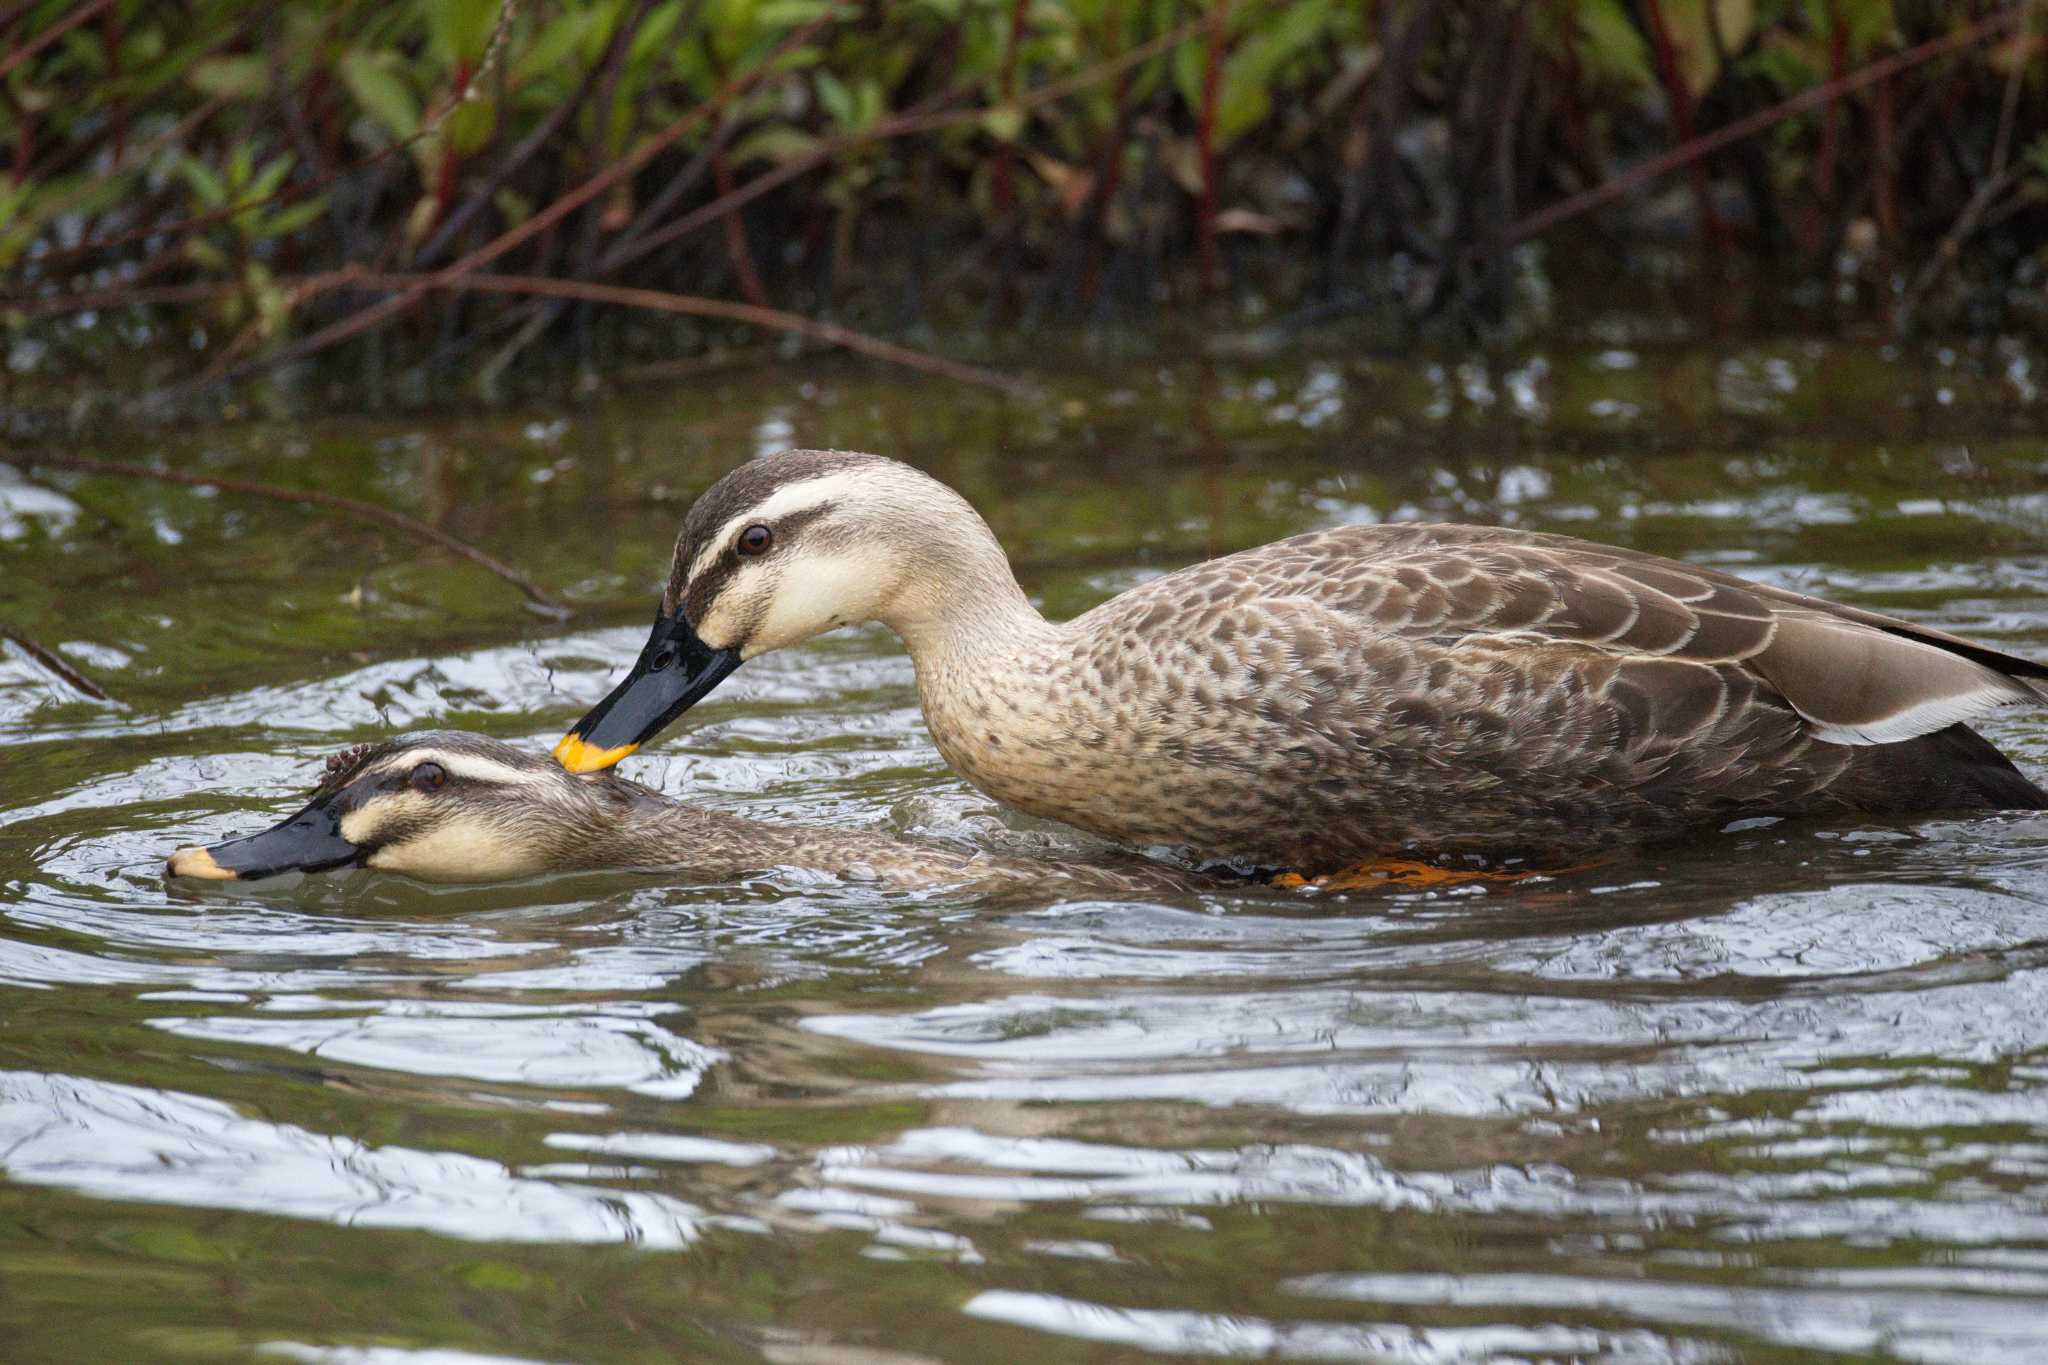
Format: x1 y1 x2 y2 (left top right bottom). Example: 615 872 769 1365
553 612 743 773
166 800 363 882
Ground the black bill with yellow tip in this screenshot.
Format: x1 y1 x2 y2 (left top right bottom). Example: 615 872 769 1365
554 609 744 773
166 799 363 882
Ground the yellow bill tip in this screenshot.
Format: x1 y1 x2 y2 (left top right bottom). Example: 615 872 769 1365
167 846 238 880
553 733 638 774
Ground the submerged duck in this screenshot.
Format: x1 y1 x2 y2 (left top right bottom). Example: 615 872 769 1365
166 731 1195 894
554 449 2048 870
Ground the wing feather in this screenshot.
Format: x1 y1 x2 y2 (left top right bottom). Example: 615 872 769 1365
1086 523 2047 748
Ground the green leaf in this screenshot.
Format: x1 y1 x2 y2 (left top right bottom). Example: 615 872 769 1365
814 69 855 126
340 50 420 140
257 197 328 239
183 235 230 272
493 187 533 226
515 10 598 83
629 0 688 67
754 0 838 27
1571 0 1655 90
446 95 497 157
729 125 823 164
425 0 505 66
176 155 228 210
2023 133 2048 181
187 55 268 99
245 154 295 206
981 105 1024 143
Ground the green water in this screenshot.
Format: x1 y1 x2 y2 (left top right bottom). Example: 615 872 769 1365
5 331 2048 1363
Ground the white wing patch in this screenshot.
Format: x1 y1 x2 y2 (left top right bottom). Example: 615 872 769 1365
1801 682 2032 746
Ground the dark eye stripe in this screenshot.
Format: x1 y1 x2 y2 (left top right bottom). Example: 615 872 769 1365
681 502 838 626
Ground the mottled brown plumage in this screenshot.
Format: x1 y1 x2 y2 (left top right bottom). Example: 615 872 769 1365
577 451 2048 871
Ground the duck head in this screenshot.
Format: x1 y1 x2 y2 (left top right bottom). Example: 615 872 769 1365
168 731 645 883
554 449 1007 773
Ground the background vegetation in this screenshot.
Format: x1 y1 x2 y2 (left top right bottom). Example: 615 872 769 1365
1 0 2044 408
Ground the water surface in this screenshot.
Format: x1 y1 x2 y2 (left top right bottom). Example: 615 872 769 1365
4 333 2048 1362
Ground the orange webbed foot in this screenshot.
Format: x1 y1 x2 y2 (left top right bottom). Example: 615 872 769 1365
1277 855 1614 892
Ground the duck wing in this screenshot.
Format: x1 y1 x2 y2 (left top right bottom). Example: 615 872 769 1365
1123 523 2048 748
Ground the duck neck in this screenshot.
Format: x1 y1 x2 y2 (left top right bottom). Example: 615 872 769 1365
875 516 1057 666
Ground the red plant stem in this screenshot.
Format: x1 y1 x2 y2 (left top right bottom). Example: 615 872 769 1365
713 150 770 308
1510 7 2025 243
9 97 27 187
354 271 1031 395
429 60 473 233
991 0 1028 223
1641 0 1731 254
101 4 125 162
1816 1 1846 206
1195 0 1229 293
596 18 1205 277
1080 0 1133 303
186 9 844 395
1873 66 1896 241
8 265 1029 397
0 0 113 82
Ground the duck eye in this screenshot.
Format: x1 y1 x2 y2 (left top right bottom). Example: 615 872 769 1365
736 523 774 557
409 762 447 793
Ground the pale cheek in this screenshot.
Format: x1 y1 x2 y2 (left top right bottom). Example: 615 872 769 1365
694 594 749 651
743 557 882 655
368 824 542 883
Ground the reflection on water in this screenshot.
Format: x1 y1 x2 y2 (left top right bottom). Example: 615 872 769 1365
4 336 2048 1360
0 1071 705 1246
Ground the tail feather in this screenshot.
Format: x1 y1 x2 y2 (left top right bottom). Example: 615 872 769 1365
1879 723 2048 812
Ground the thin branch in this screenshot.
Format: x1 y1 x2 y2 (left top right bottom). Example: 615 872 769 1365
0 0 114 83
12 452 568 615
1195 0 1230 293
167 7 848 400
1988 2 2034 181
0 624 114 703
599 17 1204 277
348 271 1031 395
1509 8 2027 244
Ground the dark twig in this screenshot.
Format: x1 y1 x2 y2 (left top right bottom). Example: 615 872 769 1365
12 452 568 615
1194 0 1229 294
0 0 114 83
163 7 846 400
346 271 1031 395
1509 7 2026 244
0 624 114 703
598 18 1204 278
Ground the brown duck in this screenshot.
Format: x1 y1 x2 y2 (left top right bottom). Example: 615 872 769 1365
554 449 2048 871
167 731 1195 894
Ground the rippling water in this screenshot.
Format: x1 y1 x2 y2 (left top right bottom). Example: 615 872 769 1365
5 335 2048 1362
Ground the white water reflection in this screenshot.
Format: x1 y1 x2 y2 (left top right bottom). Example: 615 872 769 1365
150 999 720 1097
1288 1271 2048 1364
803 951 2048 1119
264 1347 573 1365
545 1131 776 1166
962 1290 1702 1363
0 1071 702 1245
